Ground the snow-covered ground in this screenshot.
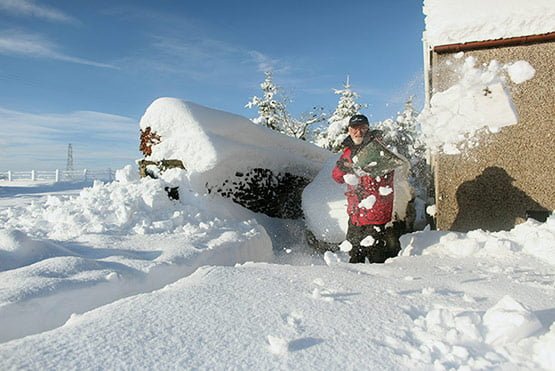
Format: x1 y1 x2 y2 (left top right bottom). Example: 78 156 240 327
1 175 554 370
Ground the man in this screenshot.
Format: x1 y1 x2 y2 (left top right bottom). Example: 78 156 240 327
332 114 401 263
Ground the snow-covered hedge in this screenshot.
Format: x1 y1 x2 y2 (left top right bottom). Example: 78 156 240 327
139 98 332 217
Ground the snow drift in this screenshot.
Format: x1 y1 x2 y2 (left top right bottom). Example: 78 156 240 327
0 167 273 342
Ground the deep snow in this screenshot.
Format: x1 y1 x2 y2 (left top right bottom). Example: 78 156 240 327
1 94 554 369
0 176 554 370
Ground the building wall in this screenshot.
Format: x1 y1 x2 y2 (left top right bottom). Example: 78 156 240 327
432 42 555 232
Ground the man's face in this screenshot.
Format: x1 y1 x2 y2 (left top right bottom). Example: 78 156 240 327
348 124 369 145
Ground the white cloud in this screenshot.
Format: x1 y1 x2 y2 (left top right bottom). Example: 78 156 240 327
0 0 76 23
0 107 139 170
124 34 289 85
0 30 117 69
248 51 280 73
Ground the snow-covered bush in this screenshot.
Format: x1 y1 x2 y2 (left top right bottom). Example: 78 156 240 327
246 72 326 140
139 98 332 218
313 77 365 152
377 97 431 229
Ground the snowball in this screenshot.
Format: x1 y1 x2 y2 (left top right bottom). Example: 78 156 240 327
360 235 375 247
379 186 393 196
359 195 376 209
483 295 543 346
506 61 536 84
323 251 341 266
267 335 289 355
115 165 139 184
343 174 359 186
339 240 352 252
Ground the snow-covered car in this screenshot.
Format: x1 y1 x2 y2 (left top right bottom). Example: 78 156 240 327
138 98 332 218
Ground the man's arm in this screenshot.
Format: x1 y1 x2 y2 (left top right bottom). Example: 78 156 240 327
332 151 352 184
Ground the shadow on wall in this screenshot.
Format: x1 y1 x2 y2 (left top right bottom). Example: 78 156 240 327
452 166 549 232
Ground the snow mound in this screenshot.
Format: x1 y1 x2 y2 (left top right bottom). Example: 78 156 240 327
0 229 76 271
424 0 555 46
483 295 543 346
0 167 270 244
0 166 274 342
402 295 548 369
139 98 332 192
400 213 555 266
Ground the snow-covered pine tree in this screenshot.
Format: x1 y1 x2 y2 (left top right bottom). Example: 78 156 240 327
246 72 326 140
281 106 326 141
314 76 364 152
377 96 431 229
245 71 285 131
378 96 421 159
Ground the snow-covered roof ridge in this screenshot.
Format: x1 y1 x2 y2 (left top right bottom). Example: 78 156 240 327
424 0 555 47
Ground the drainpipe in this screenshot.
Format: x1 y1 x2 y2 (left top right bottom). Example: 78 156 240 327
433 32 555 54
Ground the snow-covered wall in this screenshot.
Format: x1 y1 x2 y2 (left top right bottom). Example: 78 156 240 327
424 0 555 47
429 44 555 231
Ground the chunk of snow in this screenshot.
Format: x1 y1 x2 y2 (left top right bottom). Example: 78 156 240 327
359 195 376 209
360 235 375 247
339 240 352 252
115 165 139 184
506 61 536 84
379 186 393 196
343 173 359 186
419 57 518 154
323 251 341 266
483 295 543 346
267 335 289 355
302 156 349 243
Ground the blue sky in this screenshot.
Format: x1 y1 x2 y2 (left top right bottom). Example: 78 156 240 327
0 0 425 171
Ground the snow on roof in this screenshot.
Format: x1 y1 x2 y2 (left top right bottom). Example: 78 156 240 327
139 98 332 189
424 0 555 47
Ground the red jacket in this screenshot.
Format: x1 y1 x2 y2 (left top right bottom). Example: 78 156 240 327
332 146 394 226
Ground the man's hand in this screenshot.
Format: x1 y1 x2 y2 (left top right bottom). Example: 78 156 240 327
336 159 354 173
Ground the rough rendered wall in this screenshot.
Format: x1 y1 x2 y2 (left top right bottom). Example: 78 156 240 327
432 42 555 232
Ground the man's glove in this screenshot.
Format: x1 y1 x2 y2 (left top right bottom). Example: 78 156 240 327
336 159 354 173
